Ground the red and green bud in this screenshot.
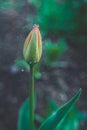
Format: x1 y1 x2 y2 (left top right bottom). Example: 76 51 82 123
23 25 42 63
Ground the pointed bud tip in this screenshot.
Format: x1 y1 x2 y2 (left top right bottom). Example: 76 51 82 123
33 24 39 31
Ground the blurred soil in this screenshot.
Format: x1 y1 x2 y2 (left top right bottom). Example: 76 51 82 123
0 3 87 130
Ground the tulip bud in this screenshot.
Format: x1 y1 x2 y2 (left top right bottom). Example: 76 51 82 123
23 25 42 63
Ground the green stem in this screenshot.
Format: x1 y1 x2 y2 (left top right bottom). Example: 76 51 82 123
30 63 34 130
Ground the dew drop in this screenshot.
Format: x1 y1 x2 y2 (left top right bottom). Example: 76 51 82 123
21 68 24 72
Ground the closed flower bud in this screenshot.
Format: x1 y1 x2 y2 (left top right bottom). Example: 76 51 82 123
23 25 42 63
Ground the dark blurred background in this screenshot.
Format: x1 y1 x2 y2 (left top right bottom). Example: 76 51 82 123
0 0 87 130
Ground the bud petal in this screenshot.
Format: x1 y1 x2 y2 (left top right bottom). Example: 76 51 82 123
23 25 42 63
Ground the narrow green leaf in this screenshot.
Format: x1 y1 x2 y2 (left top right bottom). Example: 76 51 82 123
47 98 58 111
39 89 82 130
44 98 59 118
18 98 30 130
35 114 44 123
15 60 30 70
55 107 80 130
18 98 36 130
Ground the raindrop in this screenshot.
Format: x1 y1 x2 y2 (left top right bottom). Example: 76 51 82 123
21 68 24 72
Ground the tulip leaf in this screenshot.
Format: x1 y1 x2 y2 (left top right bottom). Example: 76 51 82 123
55 106 81 130
45 98 58 118
39 89 82 130
15 60 30 71
47 98 58 111
17 98 35 130
35 114 44 123
18 98 30 130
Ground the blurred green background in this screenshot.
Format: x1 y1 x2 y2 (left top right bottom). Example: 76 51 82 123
0 0 87 130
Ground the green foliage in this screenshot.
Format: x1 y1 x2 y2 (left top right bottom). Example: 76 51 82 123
46 98 86 130
55 107 85 130
15 60 41 79
18 97 43 130
18 98 36 130
37 0 87 43
43 98 58 119
17 89 84 130
44 39 67 66
34 63 42 79
0 0 12 9
0 0 22 10
18 98 30 130
15 60 30 71
39 89 81 130
27 0 41 8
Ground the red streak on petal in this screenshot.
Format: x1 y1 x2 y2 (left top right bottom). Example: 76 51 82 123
38 30 40 49
25 31 32 49
27 31 32 44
